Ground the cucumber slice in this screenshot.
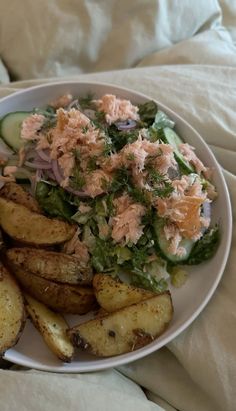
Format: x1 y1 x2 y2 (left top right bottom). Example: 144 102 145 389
154 218 195 263
0 112 31 152
163 127 195 174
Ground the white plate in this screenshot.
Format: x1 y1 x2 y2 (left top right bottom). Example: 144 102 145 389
0 81 232 373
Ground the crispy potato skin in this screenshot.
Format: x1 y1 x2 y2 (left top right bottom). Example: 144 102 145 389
68 292 173 357
93 274 155 312
24 293 74 362
0 198 76 246
0 263 26 355
9 265 96 314
7 248 93 285
0 182 41 213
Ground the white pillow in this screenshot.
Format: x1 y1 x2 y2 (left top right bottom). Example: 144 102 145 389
0 0 220 81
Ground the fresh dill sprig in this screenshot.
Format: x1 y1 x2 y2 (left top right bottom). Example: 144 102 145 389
79 93 94 109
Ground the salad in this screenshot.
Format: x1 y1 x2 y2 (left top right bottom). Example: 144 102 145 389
0 93 220 292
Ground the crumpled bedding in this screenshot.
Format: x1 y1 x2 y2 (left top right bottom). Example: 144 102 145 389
0 2 236 411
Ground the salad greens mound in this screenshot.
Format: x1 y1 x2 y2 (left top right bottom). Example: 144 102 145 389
0 93 220 292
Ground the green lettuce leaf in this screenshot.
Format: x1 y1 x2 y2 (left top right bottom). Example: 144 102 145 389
186 226 220 265
35 181 76 221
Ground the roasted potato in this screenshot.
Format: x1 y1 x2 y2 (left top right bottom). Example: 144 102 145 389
24 293 74 362
93 274 155 312
0 263 25 355
68 292 173 357
0 198 76 246
7 248 93 285
10 265 96 314
0 182 41 213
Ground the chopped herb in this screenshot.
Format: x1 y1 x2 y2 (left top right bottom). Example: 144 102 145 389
126 153 135 161
146 167 174 198
127 185 149 205
138 101 158 126
92 111 106 129
82 125 89 133
70 166 85 190
87 156 97 171
79 93 94 109
153 182 174 198
108 125 138 152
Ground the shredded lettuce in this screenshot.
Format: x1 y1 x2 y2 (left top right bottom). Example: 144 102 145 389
131 272 168 293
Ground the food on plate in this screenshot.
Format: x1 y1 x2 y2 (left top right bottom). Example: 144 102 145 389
0 198 76 246
0 91 221 360
0 263 25 355
9 264 96 314
0 182 41 212
68 291 173 357
93 273 155 312
7 247 93 285
24 293 74 362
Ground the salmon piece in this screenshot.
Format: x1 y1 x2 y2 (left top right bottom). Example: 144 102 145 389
84 169 111 198
157 195 204 239
49 109 105 182
113 194 133 215
111 203 146 245
21 114 45 141
50 94 73 109
93 94 139 125
63 228 90 265
179 143 209 176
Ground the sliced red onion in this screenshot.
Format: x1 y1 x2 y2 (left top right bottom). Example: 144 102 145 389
115 119 137 130
37 149 51 163
51 159 64 184
65 185 89 198
51 159 88 197
25 160 52 170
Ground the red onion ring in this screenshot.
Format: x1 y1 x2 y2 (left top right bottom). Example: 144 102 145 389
51 159 88 197
51 159 64 184
25 160 52 170
37 149 51 163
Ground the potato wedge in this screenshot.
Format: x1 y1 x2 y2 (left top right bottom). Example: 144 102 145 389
7 248 93 285
93 274 155 312
0 182 41 213
68 292 173 357
0 198 76 246
0 263 25 355
24 293 74 362
10 265 96 314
